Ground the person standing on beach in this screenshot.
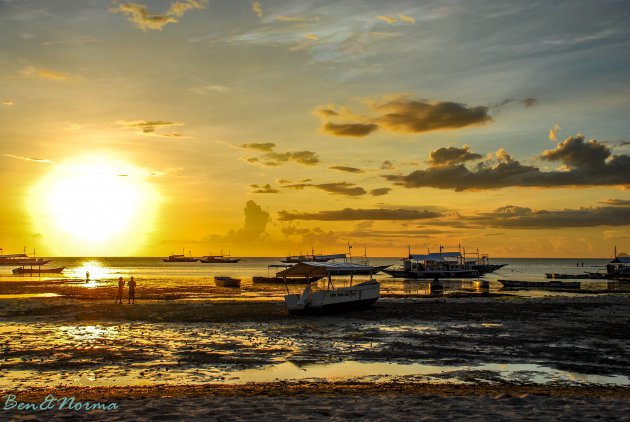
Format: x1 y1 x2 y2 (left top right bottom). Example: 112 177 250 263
116 277 125 304
128 276 136 304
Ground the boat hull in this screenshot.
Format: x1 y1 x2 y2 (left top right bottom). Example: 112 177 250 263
214 277 241 287
252 276 322 284
284 280 380 314
499 279 580 289
383 269 480 279
12 267 65 274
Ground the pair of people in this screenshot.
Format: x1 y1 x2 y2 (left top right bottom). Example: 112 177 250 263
115 276 136 304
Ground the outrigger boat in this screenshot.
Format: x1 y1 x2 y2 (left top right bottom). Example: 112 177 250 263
200 252 241 263
13 266 65 274
252 264 323 284
0 248 51 266
499 279 581 289
278 262 380 314
163 249 198 262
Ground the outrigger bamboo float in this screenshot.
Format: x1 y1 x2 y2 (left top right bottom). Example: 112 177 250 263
499 279 581 290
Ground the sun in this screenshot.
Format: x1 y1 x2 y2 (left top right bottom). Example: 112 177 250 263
28 156 160 256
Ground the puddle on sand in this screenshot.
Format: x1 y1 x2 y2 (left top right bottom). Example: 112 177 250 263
0 293 60 299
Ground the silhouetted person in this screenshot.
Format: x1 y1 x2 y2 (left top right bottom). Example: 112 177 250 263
116 277 125 304
128 276 136 304
86 271 90 283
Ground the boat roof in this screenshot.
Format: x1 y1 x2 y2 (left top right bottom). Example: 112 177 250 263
611 256 630 263
276 261 376 277
0 254 29 258
409 252 461 260
318 253 347 259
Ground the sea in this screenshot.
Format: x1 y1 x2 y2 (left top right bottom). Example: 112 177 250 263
0 256 619 299
1 256 628 390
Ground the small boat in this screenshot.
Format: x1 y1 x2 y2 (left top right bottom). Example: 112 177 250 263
214 276 241 287
545 273 590 279
499 279 581 289
252 264 323 284
280 252 344 264
13 266 65 274
279 262 380 314
163 249 198 262
200 253 241 263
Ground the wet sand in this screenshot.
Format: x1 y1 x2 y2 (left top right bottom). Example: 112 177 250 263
1 286 629 420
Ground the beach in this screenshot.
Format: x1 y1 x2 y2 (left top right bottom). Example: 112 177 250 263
1 258 629 420
1 277 630 420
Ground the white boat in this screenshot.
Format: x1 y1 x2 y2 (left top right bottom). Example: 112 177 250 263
278 262 380 314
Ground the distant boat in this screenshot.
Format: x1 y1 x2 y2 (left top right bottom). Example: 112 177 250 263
0 250 51 266
279 262 380 314
163 249 198 262
280 252 343 264
13 266 65 274
499 279 581 289
214 276 241 287
200 252 241 263
545 273 590 279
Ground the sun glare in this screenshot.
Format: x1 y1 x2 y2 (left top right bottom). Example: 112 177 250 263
28 156 159 256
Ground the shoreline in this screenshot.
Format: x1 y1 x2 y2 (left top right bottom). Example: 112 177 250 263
8 382 630 401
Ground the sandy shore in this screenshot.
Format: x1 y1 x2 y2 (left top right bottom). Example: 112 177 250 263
2 293 630 420
4 382 630 421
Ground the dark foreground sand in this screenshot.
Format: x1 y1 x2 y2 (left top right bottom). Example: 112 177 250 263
4 383 630 421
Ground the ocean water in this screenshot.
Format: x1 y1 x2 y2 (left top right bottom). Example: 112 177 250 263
0 256 616 299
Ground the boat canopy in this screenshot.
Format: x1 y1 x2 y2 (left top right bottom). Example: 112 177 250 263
277 261 376 277
317 253 347 260
409 252 461 261
611 256 630 263
0 254 29 258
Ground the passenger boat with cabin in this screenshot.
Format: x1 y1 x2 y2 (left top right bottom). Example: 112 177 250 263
163 249 198 262
278 261 380 314
383 247 480 279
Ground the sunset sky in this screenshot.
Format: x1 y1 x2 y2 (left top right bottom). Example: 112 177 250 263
1 0 629 257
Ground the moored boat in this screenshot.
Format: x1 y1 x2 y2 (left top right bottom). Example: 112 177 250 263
252 264 323 284
12 266 65 274
200 254 241 263
499 279 581 289
214 276 241 287
163 249 198 262
279 262 380 314
383 247 481 279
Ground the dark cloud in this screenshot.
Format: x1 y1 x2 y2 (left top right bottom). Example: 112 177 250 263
241 142 276 151
427 145 482 166
284 182 367 197
540 135 610 169
493 97 539 108
250 184 279 194
385 135 630 191
245 146 320 167
469 203 630 229
229 200 270 241
278 208 441 221
375 99 492 133
380 160 394 170
370 188 391 196
323 122 379 137
319 96 492 138
328 165 364 173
